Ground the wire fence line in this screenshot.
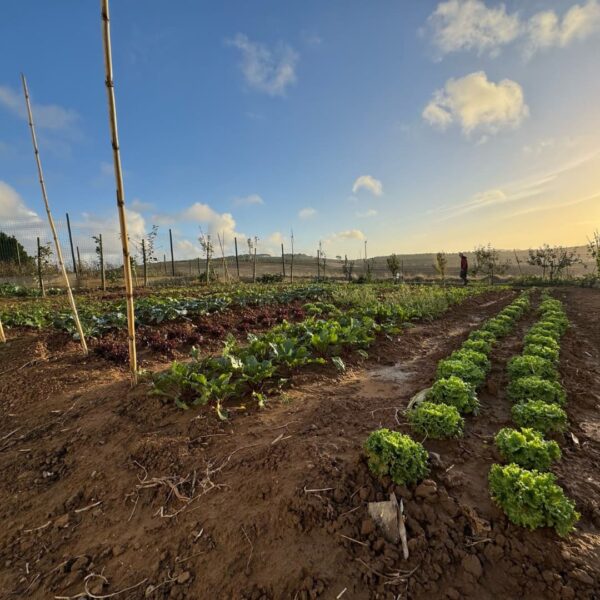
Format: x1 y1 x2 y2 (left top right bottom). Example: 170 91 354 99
0 215 593 290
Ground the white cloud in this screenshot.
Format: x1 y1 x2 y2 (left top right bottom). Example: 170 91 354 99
0 181 41 223
427 0 520 57
175 239 203 259
227 34 299 96
356 209 378 218
426 0 600 59
130 198 155 212
352 175 383 196
233 193 264 207
267 231 285 245
423 71 528 137
526 0 600 56
0 85 79 130
298 207 317 219
332 229 366 241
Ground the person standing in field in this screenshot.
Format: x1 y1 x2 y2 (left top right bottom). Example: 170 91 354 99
459 253 468 285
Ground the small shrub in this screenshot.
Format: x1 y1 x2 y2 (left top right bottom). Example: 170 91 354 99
507 355 558 381
512 400 568 433
461 338 492 355
523 343 560 364
495 427 561 471
488 463 579 536
408 402 464 439
428 376 480 414
436 358 486 388
364 429 429 485
507 376 566 406
448 349 491 373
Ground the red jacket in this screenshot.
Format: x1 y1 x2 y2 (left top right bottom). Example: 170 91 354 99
460 256 468 271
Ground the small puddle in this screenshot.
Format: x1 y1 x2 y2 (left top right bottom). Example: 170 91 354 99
370 362 417 385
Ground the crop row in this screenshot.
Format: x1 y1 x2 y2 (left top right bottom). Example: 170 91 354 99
488 295 579 537
152 286 487 415
364 291 531 485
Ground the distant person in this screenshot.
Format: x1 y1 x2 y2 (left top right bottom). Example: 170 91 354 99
459 253 468 285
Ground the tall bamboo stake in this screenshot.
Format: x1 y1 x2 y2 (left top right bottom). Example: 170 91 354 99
0 317 6 343
234 237 240 279
101 0 137 383
21 74 88 354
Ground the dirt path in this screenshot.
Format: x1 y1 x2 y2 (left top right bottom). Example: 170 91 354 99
0 288 598 599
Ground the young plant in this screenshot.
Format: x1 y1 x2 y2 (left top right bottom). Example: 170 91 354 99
460 338 492 356
364 429 429 485
448 349 491 373
482 317 513 338
488 463 579 537
436 358 486 389
495 427 561 471
468 329 496 345
507 376 566 406
512 400 568 434
523 332 559 351
507 355 558 381
408 402 464 439
427 376 480 415
523 343 560 364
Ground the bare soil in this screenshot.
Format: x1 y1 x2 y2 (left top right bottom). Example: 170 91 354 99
0 288 598 600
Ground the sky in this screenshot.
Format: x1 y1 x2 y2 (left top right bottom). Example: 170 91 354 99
1 0 600 262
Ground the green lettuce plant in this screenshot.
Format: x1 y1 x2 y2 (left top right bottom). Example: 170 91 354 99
495 427 561 471
448 349 491 373
523 343 560 364
460 338 492 356
512 400 568 434
364 429 429 485
427 376 480 414
507 355 558 381
488 463 579 537
468 329 496 345
436 358 486 388
507 376 566 406
408 401 464 439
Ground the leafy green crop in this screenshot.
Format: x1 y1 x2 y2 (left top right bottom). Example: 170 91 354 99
512 400 568 433
507 376 566 406
436 358 486 388
408 401 464 439
482 317 513 337
523 332 559 351
523 343 560 364
507 355 558 381
427 376 480 414
460 338 492 355
488 463 579 536
468 329 497 345
364 429 429 485
449 349 491 373
495 427 561 471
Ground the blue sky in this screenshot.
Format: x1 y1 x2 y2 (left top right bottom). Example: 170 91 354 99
1 0 600 261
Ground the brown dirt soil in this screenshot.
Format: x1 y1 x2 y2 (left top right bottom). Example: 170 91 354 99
0 288 598 599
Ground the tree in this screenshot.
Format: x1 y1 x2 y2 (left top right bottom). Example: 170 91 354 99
0 231 33 267
433 252 447 284
387 254 401 278
587 230 600 278
472 244 510 284
199 230 214 284
342 255 355 281
528 245 581 281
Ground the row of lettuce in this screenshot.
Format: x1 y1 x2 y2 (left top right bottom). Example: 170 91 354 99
365 291 531 487
365 292 580 537
152 286 485 414
489 295 579 537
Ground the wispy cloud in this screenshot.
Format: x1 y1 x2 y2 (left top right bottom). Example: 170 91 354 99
352 175 383 196
356 209 378 218
298 207 317 219
226 34 299 96
0 180 41 224
426 0 600 59
504 191 600 220
233 193 264 207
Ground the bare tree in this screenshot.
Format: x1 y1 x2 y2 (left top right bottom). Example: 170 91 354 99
473 244 510 284
433 252 447 284
587 230 600 278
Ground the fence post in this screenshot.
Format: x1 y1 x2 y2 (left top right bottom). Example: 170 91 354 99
37 237 45 297
281 243 286 278
66 212 77 276
253 245 257 283
142 238 147 287
77 246 82 276
15 240 22 273
99 233 106 291
205 246 210 286
169 228 175 276
317 248 320 281
234 237 240 279
197 256 201 276
163 254 167 275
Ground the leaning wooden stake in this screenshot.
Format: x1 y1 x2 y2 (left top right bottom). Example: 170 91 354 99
101 0 137 384
21 74 88 355
0 317 6 344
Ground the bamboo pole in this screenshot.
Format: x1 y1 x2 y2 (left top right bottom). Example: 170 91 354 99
99 233 106 291
0 317 5 343
169 228 175 276
66 212 77 276
142 238 147 287
290 229 294 283
37 237 45 297
22 74 87 354
281 243 286 278
100 0 137 383
234 237 240 279
77 246 82 275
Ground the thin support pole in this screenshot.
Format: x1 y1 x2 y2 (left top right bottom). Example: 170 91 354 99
169 228 175 276
66 212 77 276
281 243 286 278
15 241 22 273
0 317 5 343
234 237 240 279
205 238 210 286
142 238 147 287
253 242 257 283
22 74 87 354
163 254 167 275
101 0 137 383
99 233 106 291
514 250 523 276
77 246 82 275
37 237 45 297
290 231 294 284
317 248 320 281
